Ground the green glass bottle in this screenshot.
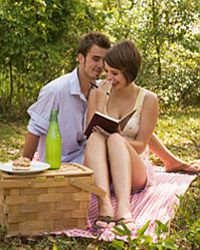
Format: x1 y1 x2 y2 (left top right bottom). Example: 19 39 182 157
46 110 61 170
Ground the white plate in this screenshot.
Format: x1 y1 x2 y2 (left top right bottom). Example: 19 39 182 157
0 161 50 174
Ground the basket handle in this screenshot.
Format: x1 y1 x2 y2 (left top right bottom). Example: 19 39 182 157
70 179 106 198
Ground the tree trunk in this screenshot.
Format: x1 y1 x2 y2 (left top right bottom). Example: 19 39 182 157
9 61 13 107
152 0 162 79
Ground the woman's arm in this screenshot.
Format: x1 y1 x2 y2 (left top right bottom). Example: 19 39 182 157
87 89 97 125
87 80 111 125
127 91 159 154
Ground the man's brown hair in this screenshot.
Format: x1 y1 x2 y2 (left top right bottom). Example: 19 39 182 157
77 32 111 57
104 40 142 82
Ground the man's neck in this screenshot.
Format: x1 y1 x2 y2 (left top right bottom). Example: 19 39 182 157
77 67 92 98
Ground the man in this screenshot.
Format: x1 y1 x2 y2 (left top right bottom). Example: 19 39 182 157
23 32 110 164
23 32 199 173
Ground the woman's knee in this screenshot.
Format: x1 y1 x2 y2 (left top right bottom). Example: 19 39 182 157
107 133 124 148
85 132 106 154
87 132 106 145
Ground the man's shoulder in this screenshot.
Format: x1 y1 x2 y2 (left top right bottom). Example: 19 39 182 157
43 68 78 92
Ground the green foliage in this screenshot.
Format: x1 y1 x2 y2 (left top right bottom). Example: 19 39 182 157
171 177 200 250
0 0 107 120
186 218 200 248
109 220 176 249
0 122 26 161
90 0 200 108
154 108 200 163
137 0 200 108
0 0 200 117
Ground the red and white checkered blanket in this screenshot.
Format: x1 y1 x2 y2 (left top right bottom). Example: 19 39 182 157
53 167 196 241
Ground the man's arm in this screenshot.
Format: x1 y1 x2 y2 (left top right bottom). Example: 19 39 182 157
23 132 40 160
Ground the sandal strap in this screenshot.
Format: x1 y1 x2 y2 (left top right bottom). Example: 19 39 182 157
116 217 134 225
97 215 115 223
92 215 115 230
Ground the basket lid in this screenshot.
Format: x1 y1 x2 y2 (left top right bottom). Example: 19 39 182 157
0 163 93 180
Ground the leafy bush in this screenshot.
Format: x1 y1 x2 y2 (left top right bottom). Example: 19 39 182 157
0 0 107 120
109 220 176 250
0 0 200 120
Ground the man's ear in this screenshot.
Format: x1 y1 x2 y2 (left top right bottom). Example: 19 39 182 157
76 53 85 64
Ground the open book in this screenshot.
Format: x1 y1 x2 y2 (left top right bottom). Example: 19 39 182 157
84 108 136 138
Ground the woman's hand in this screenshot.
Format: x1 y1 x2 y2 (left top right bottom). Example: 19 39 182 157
95 80 111 112
93 125 123 139
98 80 111 93
93 126 111 139
87 80 112 127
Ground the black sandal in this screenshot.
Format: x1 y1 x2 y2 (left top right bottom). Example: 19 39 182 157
92 215 116 230
115 217 135 231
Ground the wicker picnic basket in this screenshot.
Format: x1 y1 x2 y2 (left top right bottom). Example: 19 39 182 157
0 163 105 236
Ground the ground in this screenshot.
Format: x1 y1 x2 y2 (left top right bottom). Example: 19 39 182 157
0 107 199 249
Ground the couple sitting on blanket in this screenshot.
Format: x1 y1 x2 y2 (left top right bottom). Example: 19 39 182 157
23 32 200 231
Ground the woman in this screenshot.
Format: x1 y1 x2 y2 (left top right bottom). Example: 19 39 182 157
84 40 159 230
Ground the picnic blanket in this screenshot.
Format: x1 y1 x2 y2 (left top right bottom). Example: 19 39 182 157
53 167 197 241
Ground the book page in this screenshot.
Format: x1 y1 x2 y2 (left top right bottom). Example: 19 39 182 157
119 109 136 130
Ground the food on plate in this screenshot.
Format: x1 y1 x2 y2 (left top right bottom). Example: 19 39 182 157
12 157 31 170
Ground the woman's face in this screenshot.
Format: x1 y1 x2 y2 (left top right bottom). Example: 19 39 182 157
104 62 128 89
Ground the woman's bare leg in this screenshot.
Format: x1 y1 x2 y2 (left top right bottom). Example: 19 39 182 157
148 133 199 172
84 132 114 218
107 133 147 221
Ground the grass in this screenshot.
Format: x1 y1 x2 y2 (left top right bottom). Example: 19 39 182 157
0 107 199 249
0 122 26 162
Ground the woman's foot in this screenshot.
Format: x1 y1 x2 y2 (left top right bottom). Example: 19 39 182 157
164 157 200 173
115 201 135 230
93 196 115 230
115 217 135 231
98 197 114 216
93 215 115 230
178 163 200 173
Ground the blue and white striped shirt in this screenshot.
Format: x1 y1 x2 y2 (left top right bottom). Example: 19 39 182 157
27 68 87 163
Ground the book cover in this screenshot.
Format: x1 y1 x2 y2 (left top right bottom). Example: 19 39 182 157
84 109 136 138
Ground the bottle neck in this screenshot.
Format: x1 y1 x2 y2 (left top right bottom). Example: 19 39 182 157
50 110 58 122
